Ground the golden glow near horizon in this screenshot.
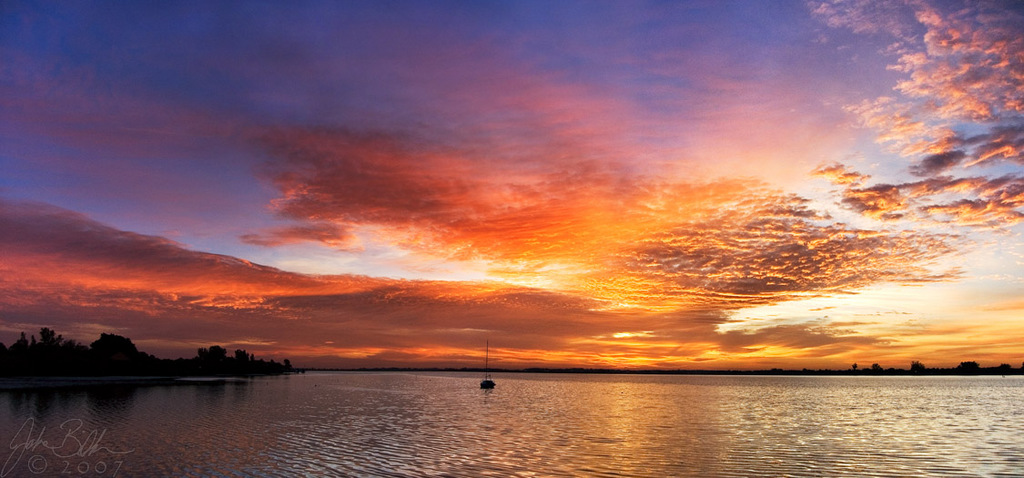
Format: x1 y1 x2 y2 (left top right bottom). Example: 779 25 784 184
1 1 1023 369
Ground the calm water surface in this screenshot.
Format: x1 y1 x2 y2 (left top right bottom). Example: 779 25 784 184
1 373 1022 477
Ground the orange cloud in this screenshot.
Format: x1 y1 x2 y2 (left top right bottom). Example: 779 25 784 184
812 163 869 186
592 194 956 310
818 167 1024 228
963 125 1024 168
255 127 658 274
0 186 962 368
840 184 910 220
240 222 358 249
923 198 1024 227
715 322 882 354
254 128 961 308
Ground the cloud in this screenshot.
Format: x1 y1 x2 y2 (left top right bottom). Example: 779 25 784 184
812 163 870 186
253 126 656 275
823 1 1024 178
0 193 958 367
843 97 950 156
5 1 1013 368
813 164 917 220
911 150 967 176
0 199 333 295
258 128 488 229
600 194 956 310
240 222 358 249
825 1 1024 126
962 124 1024 168
922 198 1024 227
887 124 1024 176
839 184 910 220
818 165 1024 227
0 198 618 363
715 322 883 354
982 299 1024 312
808 0 920 39
895 2 1024 122
814 2 1024 230
253 125 965 313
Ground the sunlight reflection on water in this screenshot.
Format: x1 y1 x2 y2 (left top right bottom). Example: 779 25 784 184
1 373 1022 477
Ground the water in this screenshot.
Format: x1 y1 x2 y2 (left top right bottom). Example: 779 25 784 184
1 373 1022 477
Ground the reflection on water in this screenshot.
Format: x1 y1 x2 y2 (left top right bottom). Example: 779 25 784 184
1 373 1022 477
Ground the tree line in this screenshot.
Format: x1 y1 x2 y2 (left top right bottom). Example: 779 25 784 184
846 360 1023 375
0 327 292 377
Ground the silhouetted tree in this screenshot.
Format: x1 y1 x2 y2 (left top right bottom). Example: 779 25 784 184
910 361 926 373
957 361 980 373
38 327 62 348
0 328 89 375
871 363 883 372
1 327 294 377
91 333 141 360
211 345 227 360
10 333 29 354
197 345 228 363
852 363 858 371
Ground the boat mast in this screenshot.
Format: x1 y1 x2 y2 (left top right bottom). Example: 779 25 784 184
480 339 495 388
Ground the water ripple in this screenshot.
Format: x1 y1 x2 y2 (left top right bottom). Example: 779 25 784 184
2 374 1023 476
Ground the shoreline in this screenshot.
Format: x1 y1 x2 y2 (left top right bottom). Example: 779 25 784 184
0 374 284 391
303 367 1024 377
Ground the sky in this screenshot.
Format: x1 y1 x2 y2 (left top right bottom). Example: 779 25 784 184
2 0 1023 369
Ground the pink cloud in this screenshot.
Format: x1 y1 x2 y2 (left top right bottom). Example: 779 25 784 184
814 1 1024 230
898 2 1024 121
809 0 920 39
821 1 1024 126
822 1 1023 178
240 222 358 249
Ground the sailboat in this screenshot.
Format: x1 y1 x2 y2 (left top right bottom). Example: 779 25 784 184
480 340 495 389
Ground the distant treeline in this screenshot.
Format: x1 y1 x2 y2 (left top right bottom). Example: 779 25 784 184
315 361 1024 376
0 327 293 377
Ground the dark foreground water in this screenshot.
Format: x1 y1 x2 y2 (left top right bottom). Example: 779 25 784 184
1 372 1022 477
